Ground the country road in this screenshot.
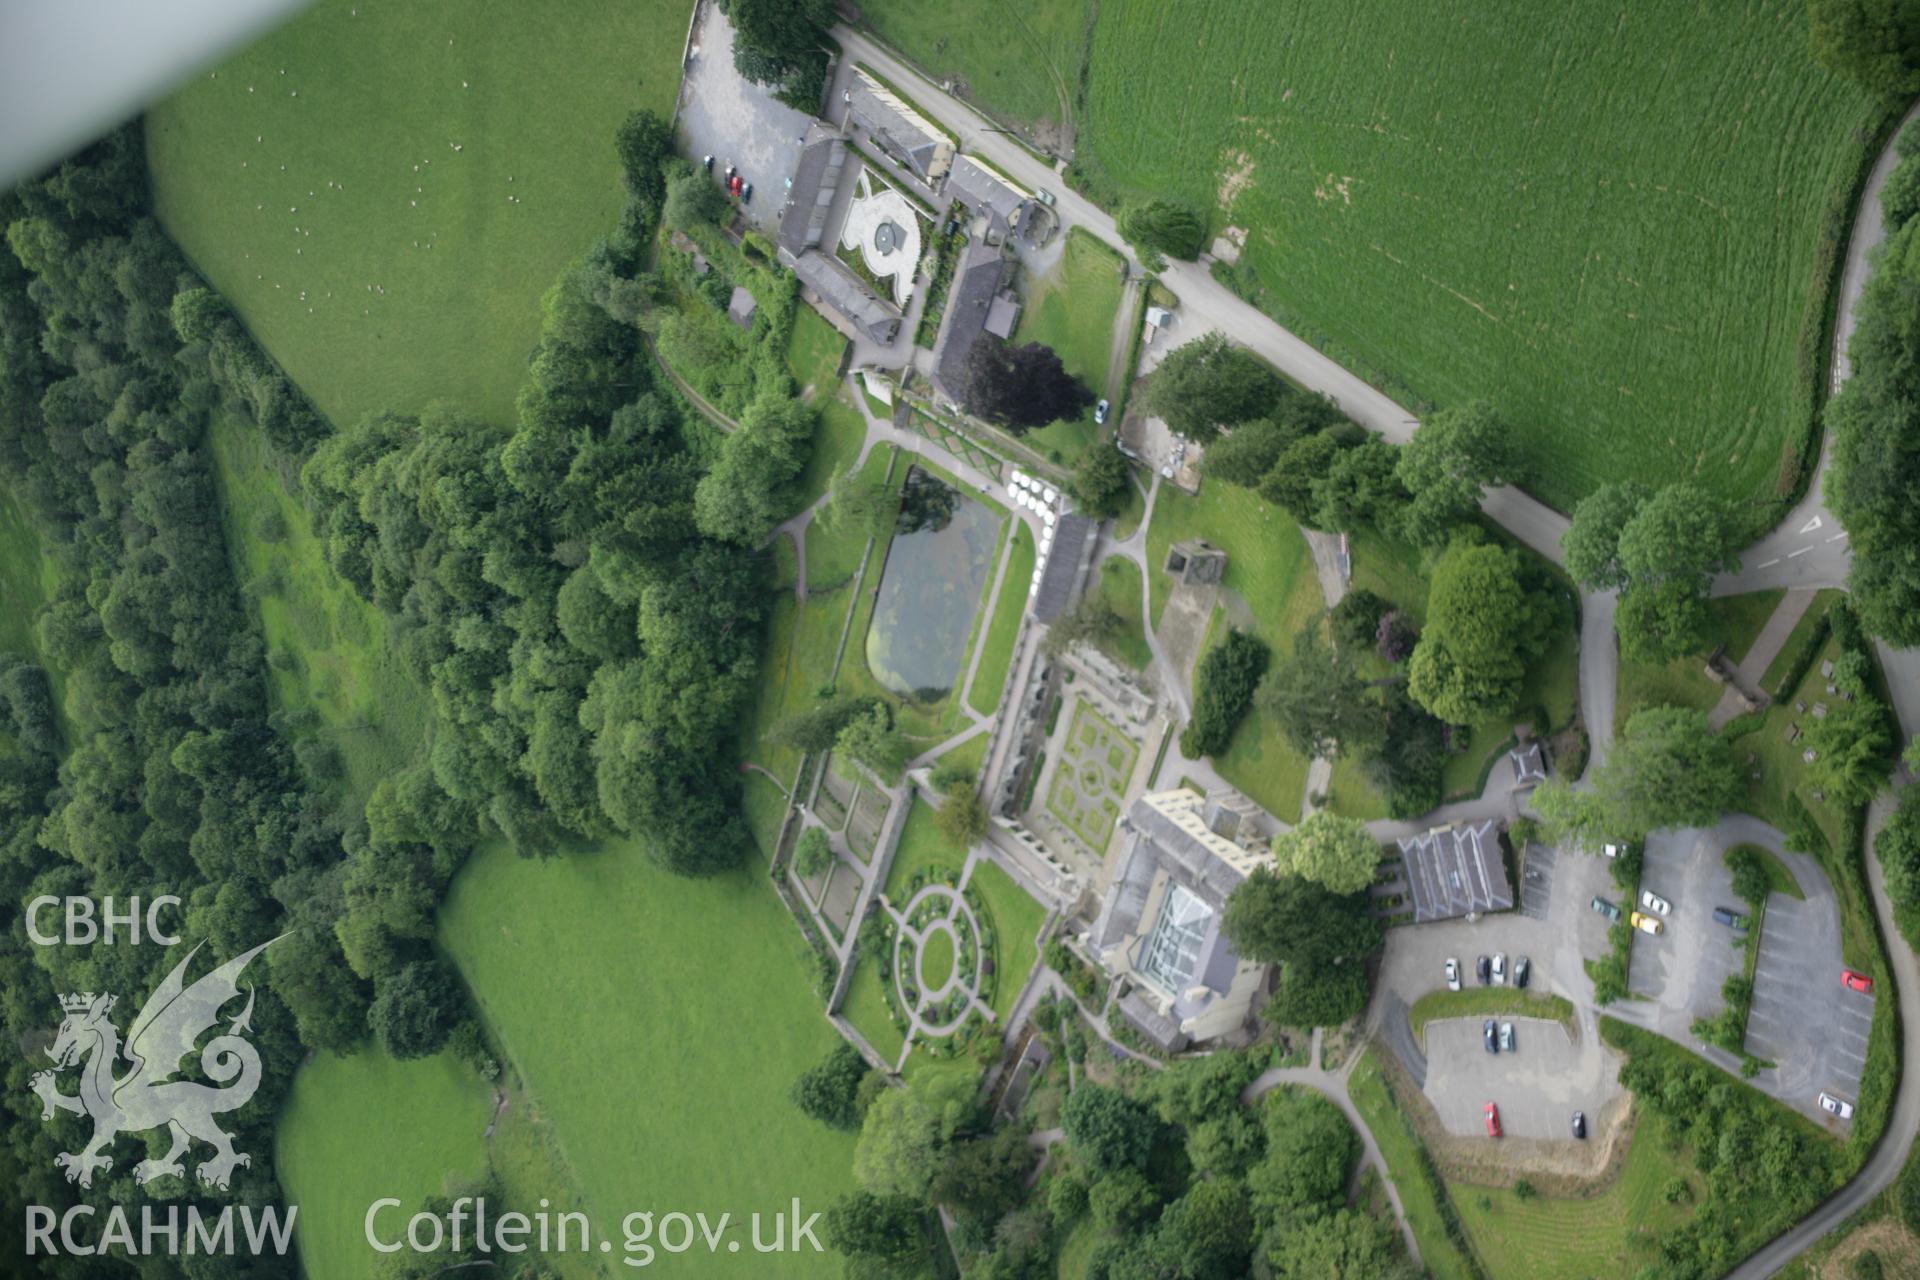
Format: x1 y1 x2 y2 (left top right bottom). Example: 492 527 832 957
827 24 1918 1273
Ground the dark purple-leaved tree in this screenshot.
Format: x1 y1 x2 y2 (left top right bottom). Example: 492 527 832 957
958 336 1094 433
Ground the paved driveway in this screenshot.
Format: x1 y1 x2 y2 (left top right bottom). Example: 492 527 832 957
1747 892 1873 1127
1424 1013 1613 1140
675 4 813 236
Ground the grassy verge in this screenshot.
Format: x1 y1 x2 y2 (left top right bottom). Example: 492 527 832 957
970 860 1049 1024
842 952 908 1066
967 522 1037 717
1347 1048 1483 1280
1407 990 1574 1050
1613 590 1786 728
1015 228 1130 464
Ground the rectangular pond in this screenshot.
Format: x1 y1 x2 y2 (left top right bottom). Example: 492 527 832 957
864 467 1001 703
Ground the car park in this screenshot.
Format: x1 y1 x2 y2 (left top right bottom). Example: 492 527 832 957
1514 955 1531 989
1841 968 1873 994
1818 1092 1855 1119
1640 889 1671 916
1491 953 1507 985
1591 896 1621 922
1630 910 1664 936
1445 957 1461 992
1571 1111 1586 1139
1094 399 1110 426
1476 955 1491 984
1712 905 1749 931
1483 1018 1498 1054
1498 1021 1515 1053
1484 1102 1502 1138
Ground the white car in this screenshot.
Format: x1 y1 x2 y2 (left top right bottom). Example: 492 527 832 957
1819 1092 1855 1119
1445 958 1461 992
1639 890 1671 916
1491 953 1507 985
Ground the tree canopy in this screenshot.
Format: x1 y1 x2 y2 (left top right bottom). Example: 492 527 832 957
1394 401 1521 547
1563 481 1739 660
1144 334 1287 439
1268 811 1383 895
1407 536 1559 724
1534 706 1741 842
958 336 1095 432
1222 869 1381 1026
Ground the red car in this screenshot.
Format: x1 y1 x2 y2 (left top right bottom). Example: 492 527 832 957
1484 1102 1502 1138
1841 968 1873 994
728 174 743 198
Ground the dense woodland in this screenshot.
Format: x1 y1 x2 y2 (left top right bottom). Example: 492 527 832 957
0 103 798 1273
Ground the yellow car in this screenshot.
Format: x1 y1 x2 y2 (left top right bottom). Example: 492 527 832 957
1630 910 1664 936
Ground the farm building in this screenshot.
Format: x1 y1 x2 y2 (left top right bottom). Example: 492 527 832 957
1397 819 1512 923
947 155 1033 243
776 121 850 258
1086 789 1276 1052
932 239 1011 398
787 250 902 346
843 67 954 186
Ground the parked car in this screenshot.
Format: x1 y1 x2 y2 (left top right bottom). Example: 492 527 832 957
1035 188 1057 207
1484 1102 1502 1138
1591 896 1622 922
1819 1092 1856 1120
1514 955 1531 989
1629 910 1664 936
1093 398 1110 426
1842 968 1874 994
1712 905 1750 931
1640 890 1671 916
740 180 753 203
728 173 742 198
1445 957 1461 992
1491 953 1507 985
701 154 713 171
1476 955 1491 985
1498 1022 1516 1053
1483 1018 1498 1054
1571 1111 1587 1140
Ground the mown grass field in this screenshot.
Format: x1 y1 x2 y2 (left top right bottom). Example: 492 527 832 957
856 0 1090 141
1452 1110 1702 1280
439 839 858 1276
1074 0 1882 513
967 521 1036 716
971 860 1049 1023
841 954 908 1066
1015 228 1130 462
276 1048 492 1280
147 0 692 428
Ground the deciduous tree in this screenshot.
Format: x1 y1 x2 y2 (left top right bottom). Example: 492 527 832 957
958 337 1094 432
1395 401 1520 546
1269 811 1382 895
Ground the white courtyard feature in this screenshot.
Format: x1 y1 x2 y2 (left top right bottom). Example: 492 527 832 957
839 170 923 308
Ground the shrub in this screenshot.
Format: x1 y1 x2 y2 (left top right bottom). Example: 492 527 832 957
1329 589 1390 653
1513 1179 1536 1200
1179 628 1270 757
1116 199 1206 263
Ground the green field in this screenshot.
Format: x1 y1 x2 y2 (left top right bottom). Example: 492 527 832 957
147 0 691 428
1072 0 1881 513
857 0 1091 141
1453 1109 1702 1280
277 1048 493 1280
1015 228 1131 461
971 860 1049 1023
1091 556 1151 669
206 414 428 809
1347 1050 1479 1280
968 521 1037 716
1146 479 1322 816
440 839 858 1275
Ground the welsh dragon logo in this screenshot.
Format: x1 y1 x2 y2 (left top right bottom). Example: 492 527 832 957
30 939 277 1191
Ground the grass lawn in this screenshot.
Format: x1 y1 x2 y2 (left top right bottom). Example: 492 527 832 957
740 586 849 784
968 521 1036 716
807 445 896 591
1055 1218 1101 1279
1728 634 1860 863
856 0 1091 139
1145 479 1321 816
440 839 858 1274
792 397 871 517
1092 556 1151 669
971 860 1050 1024
1729 842 1805 901
1407 990 1573 1050
787 305 849 398
206 414 428 812
1452 1109 1702 1280
937 731 990 782
920 927 956 989
1110 473 1146 540
1761 589 1844 696
841 954 907 1066
276 1048 492 1280
882 798 969 901
147 0 691 429
1075 0 1882 519
1347 1049 1479 1280
1015 228 1130 463
742 770 791 858
1614 590 1786 728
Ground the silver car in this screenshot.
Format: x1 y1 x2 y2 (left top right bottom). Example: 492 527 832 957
1491 953 1507 985
1498 1021 1515 1053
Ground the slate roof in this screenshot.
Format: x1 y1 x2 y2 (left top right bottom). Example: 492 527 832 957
727 285 757 331
776 122 850 258
846 68 953 184
948 155 1029 233
1032 513 1095 623
1398 819 1512 922
933 239 1007 397
1510 740 1548 788
984 292 1021 339
786 250 901 345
